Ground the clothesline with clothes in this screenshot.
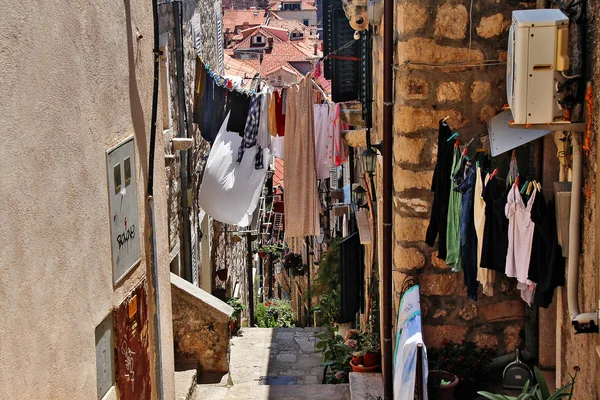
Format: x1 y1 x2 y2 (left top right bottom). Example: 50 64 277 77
426 121 565 308
196 63 352 238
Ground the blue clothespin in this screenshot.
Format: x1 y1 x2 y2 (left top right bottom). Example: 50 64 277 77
447 132 458 142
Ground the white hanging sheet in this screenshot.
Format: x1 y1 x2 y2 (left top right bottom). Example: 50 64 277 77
394 285 428 400
198 112 269 226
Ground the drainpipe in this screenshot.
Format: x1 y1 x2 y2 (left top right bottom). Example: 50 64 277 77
148 0 164 397
382 0 394 396
567 132 598 333
173 1 193 283
247 232 255 325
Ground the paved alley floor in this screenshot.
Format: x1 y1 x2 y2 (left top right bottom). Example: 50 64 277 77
195 327 350 400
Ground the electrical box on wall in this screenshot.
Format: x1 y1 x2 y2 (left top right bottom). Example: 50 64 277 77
507 9 569 124
107 137 141 284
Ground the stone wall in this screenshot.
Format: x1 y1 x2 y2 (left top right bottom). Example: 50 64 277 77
557 2 600 398
160 0 220 281
171 274 234 373
370 0 540 356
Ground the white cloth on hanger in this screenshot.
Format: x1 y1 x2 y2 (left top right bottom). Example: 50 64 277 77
198 112 269 226
505 183 537 305
314 104 333 180
271 135 285 159
257 89 272 149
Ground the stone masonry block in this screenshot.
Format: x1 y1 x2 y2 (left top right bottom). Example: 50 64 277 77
397 2 428 34
395 106 468 134
397 38 484 70
458 304 478 321
434 3 468 39
477 13 510 39
394 136 427 164
394 215 429 242
423 325 469 348
393 168 434 193
504 325 522 353
482 300 525 322
393 245 426 271
475 333 499 350
479 104 500 122
471 81 492 103
437 81 465 102
397 75 429 101
431 251 451 270
419 273 458 296
395 196 430 214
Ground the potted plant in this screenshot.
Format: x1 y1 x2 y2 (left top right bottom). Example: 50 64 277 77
427 340 494 400
256 241 284 259
427 370 459 400
351 351 364 366
216 268 228 281
362 331 381 368
226 297 245 335
282 252 303 274
478 366 579 400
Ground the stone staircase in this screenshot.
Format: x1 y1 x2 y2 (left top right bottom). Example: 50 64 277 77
194 327 350 400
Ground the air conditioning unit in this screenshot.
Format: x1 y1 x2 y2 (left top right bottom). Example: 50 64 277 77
507 9 570 124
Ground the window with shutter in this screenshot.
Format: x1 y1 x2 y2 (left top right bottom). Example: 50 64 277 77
323 0 362 103
339 232 363 323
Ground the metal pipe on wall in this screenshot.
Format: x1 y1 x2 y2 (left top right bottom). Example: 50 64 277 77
147 0 164 397
247 232 255 325
173 1 193 283
382 0 394 395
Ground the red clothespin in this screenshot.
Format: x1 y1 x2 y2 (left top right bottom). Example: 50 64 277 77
490 168 498 180
454 140 460 149
461 147 468 158
515 175 519 186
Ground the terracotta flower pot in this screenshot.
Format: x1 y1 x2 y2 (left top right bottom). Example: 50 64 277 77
352 355 364 366
363 351 381 367
216 268 228 281
350 360 379 373
427 370 459 400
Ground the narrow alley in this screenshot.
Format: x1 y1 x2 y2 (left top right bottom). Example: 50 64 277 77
195 328 350 400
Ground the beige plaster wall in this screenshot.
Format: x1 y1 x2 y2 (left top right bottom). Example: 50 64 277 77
0 1 175 398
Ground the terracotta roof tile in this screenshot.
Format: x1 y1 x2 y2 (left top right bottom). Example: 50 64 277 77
223 10 268 33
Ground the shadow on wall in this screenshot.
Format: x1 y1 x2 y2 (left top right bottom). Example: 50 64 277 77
124 0 148 181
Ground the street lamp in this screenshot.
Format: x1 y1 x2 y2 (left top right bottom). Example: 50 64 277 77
352 185 369 210
362 147 378 176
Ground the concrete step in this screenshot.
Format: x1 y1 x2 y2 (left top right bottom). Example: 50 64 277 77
195 383 350 400
349 372 383 400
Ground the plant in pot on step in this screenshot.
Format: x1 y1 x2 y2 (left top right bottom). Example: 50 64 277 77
427 339 494 400
362 330 381 368
226 297 245 335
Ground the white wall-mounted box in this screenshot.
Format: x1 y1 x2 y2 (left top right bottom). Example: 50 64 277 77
507 9 569 124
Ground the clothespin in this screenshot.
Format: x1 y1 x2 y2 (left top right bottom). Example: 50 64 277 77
490 168 498 180
515 175 519 186
454 140 460 149
447 132 458 142
442 115 450 122
536 181 542 191
526 181 534 195
520 180 529 195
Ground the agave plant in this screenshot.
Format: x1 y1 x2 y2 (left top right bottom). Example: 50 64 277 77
477 366 579 400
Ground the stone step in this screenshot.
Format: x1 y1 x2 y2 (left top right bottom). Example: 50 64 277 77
349 372 383 400
195 383 350 400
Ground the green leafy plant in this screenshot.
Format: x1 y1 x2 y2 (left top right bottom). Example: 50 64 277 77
477 366 579 400
428 339 493 383
362 330 380 353
254 298 296 328
226 297 245 323
311 238 341 326
316 325 353 384
256 241 284 256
